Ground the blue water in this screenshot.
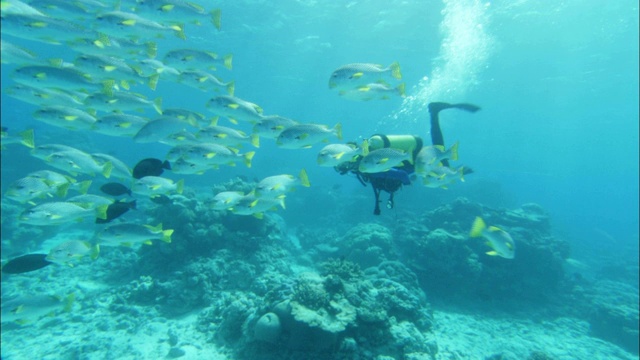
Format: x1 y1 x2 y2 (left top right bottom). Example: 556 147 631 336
1 0 638 359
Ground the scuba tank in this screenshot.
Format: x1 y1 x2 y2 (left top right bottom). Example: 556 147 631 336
367 134 423 164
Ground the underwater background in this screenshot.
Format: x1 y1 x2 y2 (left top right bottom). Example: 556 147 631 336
1 0 638 359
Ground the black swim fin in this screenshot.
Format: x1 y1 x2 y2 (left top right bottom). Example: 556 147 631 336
428 102 481 114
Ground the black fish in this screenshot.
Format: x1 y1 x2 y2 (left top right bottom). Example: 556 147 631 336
149 194 172 205
100 182 132 196
2 254 53 274
132 158 171 179
96 200 136 223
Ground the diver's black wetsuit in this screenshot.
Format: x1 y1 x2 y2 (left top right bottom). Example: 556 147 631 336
428 102 481 167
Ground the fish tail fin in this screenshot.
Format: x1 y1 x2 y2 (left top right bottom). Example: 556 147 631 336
244 151 255 168
299 168 311 187
63 293 76 312
148 74 159 91
161 229 173 243
279 197 286 210
171 24 186 40
146 42 158 58
397 83 406 97
77 180 92 194
211 9 222 30
102 80 116 96
101 161 113 178
161 160 171 171
18 129 35 148
334 123 343 140
56 182 71 198
390 61 402 80
250 134 260 148
95 204 109 220
470 216 486 238
458 166 465 182
226 81 235 96
175 179 184 194
449 142 459 161
223 53 233 70
153 97 163 115
90 243 100 260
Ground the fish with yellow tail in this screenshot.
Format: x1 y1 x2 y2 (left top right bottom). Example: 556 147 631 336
46 240 100 266
97 223 173 247
469 217 516 259
276 123 342 149
329 62 402 91
254 169 311 199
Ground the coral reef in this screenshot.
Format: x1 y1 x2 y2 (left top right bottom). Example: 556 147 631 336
395 197 570 304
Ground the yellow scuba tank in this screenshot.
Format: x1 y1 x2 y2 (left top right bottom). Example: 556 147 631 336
366 134 423 164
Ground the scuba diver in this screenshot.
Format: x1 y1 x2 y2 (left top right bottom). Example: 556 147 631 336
335 102 481 215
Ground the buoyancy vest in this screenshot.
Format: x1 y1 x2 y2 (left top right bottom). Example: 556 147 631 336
367 134 423 165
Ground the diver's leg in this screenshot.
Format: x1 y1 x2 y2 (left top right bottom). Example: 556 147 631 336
428 102 481 167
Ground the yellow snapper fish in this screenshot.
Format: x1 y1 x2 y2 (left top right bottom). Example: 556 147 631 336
97 222 172 247
414 142 459 177
45 240 100 265
317 143 363 167
169 157 216 175
30 143 79 160
68 36 157 60
27 170 92 196
205 95 264 124
469 217 516 259
10 65 114 95
2 170 89 204
254 169 311 199
4 176 56 204
328 62 402 91
130 59 180 83
33 105 97 131
0 0 45 16
168 143 255 168
178 70 234 94
19 201 108 225
133 0 222 29
72 54 150 90
133 116 197 143
92 113 149 137
338 82 406 101
195 123 259 148
276 123 343 149
0 12 102 45
358 148 411 173
91 153 132 180
95 10 186 40
83 91 162 115
66 194 114 208
421 165 465 189
230 193 285 219
0 127 35 149
162 48 231 71
252 115 298 139
131 176 184 197
211 191 244 210
1 293 75 325
1 39 38 64
162 108 207 126
159 130 201 147
27 0 109 20
45 150 113 178
6 84 85 107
